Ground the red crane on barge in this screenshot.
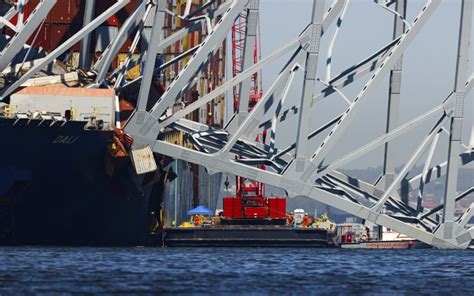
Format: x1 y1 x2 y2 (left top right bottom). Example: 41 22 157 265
222 9 286 225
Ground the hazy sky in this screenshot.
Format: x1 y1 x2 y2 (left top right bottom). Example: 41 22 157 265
242 0 474 170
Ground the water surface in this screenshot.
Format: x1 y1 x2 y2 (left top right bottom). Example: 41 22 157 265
0 247 472 295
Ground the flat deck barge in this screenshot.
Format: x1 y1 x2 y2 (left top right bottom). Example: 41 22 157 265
162 226 336 248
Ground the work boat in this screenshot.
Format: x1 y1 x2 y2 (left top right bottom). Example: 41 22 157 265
338 224 431 249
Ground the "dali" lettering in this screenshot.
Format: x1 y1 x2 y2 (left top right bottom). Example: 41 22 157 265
52 136 79 144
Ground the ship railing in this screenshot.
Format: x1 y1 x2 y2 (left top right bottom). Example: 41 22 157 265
3 104 14 118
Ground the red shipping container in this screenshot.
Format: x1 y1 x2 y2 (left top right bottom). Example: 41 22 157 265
95 0 139 27
27 23 51 50
50 24 82 51
119 35 137 54
244 207 268 218
45 0 83 24
27 0 51 23
116 0 140 25
94 0 119 26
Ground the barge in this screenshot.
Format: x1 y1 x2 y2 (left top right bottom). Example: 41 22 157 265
162 226 336 248
159 202 338 248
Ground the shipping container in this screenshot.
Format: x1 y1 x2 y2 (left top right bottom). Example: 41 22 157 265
50 24 82 51
117 53 141 80
49 0 84 25
28 23 50 49
95 0 140 27
27 0 51 23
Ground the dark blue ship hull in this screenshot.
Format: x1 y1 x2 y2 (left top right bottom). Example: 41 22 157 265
0 118 161 246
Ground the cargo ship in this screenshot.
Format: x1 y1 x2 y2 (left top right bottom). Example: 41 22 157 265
0 86 165 245
0 0 226 246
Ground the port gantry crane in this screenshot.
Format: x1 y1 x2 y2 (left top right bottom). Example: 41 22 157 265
0 0 472 249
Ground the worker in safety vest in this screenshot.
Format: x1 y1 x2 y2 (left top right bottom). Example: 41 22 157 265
193 215 204 226
302 214 310 228
287 212 294 227
193 215 199 226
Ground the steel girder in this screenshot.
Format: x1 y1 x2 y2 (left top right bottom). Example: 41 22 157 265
124 0 472 249
2 0 473 249
381 0 406 192
79 0 96 69
0 0 57 72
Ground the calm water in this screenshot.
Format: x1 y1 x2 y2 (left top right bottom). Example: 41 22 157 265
0 247 473 295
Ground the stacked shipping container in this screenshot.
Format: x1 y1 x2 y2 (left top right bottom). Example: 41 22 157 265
161 0 226 226
6 0 143 69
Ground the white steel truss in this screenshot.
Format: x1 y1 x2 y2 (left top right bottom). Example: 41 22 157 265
0 0 472 249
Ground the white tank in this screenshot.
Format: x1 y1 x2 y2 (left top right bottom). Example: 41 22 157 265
294 209 305 225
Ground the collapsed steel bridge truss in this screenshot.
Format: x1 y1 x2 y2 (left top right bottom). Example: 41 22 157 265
0 0 473 248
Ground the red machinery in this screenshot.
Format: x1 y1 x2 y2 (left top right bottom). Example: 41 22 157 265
223 196 286 219
231 11 263 111
224 9 286 223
